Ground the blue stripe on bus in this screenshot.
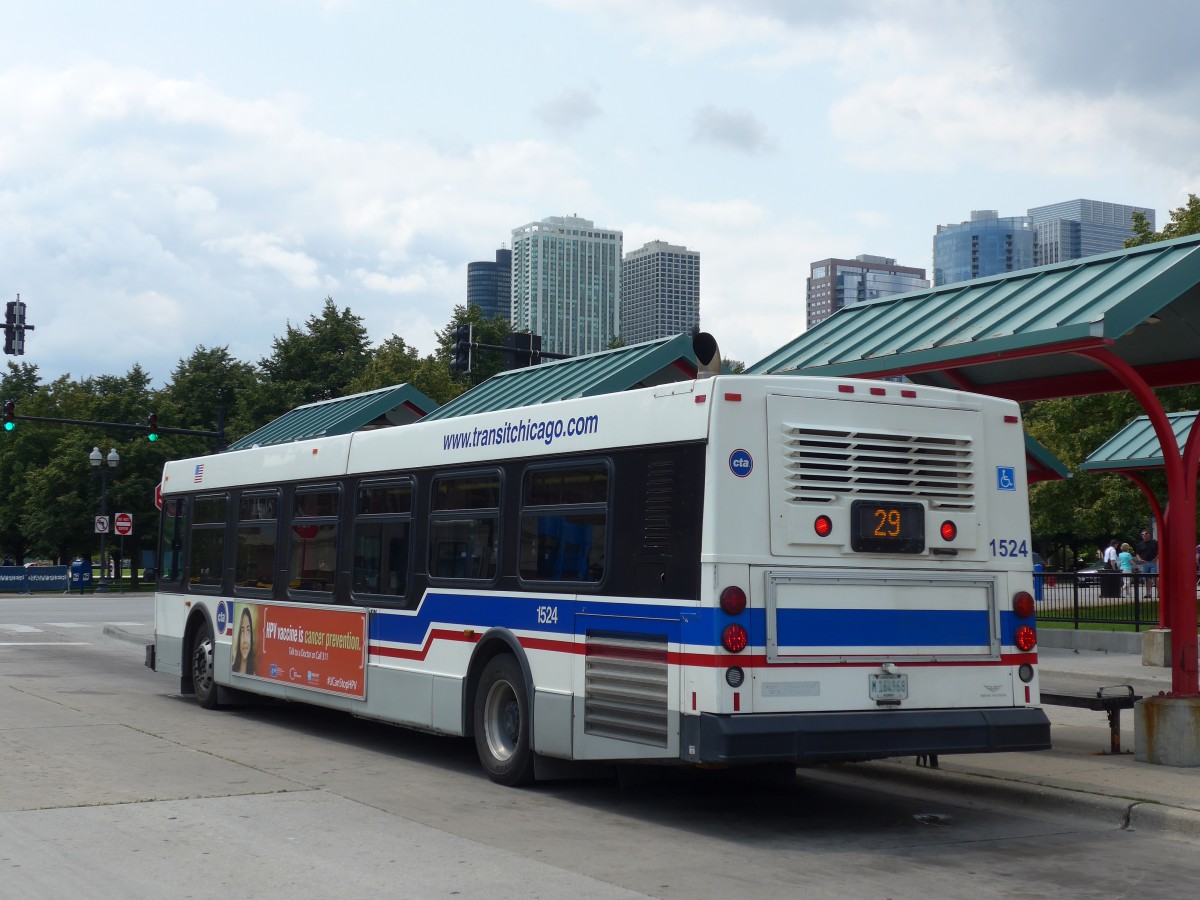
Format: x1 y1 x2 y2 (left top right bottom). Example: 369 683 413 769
774 608 990 648
367 592 1032 651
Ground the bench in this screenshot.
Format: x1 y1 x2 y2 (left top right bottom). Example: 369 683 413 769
1040 685 1142 754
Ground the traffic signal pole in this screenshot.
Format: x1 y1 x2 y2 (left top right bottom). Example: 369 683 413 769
2 411 227 449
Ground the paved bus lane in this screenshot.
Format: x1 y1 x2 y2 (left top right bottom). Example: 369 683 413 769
2 604 1200 899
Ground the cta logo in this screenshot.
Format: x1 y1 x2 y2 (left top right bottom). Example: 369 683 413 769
729 449 753 478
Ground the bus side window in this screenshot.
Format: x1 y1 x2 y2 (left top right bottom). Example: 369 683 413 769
352 479 413 605
188 495 228 590
518 462 609 585
428 472 500 582
157 497 189 588
289 486 340 595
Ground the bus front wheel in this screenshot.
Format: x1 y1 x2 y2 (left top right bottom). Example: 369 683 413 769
190 620 220 709
473 654 535 786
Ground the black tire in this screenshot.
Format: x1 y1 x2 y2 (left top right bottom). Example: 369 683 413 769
473 654 535 786
190 619 220 709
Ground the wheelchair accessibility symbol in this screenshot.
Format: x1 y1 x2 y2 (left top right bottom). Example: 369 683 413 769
996 466 1016 491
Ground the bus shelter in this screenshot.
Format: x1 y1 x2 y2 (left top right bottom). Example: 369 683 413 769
748 233 1200 697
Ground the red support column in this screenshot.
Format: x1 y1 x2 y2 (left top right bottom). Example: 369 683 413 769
1076 348 1198 695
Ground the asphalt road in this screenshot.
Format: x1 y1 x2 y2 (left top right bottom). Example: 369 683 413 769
1 595 1198 899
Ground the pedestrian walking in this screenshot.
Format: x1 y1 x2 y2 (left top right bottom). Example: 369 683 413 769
1118 543 1135 596
1103 539 1119 569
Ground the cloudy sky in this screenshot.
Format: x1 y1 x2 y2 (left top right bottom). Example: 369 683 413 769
3 0 1198 384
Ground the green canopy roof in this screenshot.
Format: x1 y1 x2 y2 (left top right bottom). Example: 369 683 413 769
423 334 700 421
1080 411 1198 472
227 384 439 451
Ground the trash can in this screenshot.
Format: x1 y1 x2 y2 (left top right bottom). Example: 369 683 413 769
1099 566 1121 599
69 559 93 594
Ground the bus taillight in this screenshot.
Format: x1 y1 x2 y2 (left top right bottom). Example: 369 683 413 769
720 586 747 616
814 515 833 537
1013 591 1035 619
722 624 748 653
1015 625 1037 652
940 520 957 541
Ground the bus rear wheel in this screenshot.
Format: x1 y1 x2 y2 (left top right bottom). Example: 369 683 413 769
190 620 220 709
473 654 535 786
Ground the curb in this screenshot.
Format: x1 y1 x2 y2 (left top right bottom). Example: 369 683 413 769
103 624 153 647
815 759 1200 837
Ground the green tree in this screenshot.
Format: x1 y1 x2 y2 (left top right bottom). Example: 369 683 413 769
162 345 261 449
1126 194 1200 247
259 297 371 412
346 336 464 406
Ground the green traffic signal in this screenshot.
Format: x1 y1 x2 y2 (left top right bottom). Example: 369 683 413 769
147 412 158 441
2 399 13 431
3 421 12 432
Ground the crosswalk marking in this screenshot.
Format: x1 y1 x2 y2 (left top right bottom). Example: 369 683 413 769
0 624 41 633
0 622 151 633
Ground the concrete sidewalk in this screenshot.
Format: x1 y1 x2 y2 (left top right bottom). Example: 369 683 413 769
866 646 1200 840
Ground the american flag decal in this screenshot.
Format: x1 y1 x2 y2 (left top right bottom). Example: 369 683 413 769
194 464 205 483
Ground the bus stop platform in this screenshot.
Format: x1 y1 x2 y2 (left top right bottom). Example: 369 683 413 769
857 646 1200 840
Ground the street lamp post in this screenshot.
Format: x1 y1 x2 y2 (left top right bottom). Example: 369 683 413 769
90 446 120 594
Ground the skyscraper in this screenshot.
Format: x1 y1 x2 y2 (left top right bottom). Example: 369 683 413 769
806 255 928 328
510 215 622 357
932 210 1035 287
466 247 512 320
620 240 700 345
1027 199 1156 266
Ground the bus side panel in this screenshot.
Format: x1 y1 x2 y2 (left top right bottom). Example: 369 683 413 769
569 610 681 761
153 591 189 677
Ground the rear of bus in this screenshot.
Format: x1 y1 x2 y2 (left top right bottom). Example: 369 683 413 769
681 375 1050 765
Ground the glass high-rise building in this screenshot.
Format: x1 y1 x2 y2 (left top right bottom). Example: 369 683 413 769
620 241 700 345
1028 199 1156 266
466 247 512 320
932 210 1034 287
806 255 928 328
510 215 622 357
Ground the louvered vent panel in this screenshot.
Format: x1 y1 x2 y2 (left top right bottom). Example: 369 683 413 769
782 425 975 509
641 461 674 552
584 634 669 747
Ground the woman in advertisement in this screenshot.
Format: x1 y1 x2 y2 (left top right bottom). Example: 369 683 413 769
231 605 258 676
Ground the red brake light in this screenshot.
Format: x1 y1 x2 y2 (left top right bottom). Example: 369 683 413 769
720 586 747 616
940 520 957 541
814 515 833 537
1015 625 1037 652
1013 591 1035 619
722 624 748 653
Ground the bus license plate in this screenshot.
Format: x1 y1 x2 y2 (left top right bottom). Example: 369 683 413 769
869 673 908 701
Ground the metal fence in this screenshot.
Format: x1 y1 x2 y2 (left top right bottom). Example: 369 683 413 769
1033 570 1160 631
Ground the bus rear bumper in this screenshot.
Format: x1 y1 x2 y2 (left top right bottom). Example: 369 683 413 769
681 707 1051 765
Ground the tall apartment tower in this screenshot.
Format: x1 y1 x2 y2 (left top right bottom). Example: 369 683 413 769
932 210 1034 287
620 240 700 345
466 247 512 320
510 215 623 357
806 254 928 328
1028 199 1156 266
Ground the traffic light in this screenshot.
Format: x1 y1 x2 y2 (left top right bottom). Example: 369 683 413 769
146 412 159 442
450 323 472 374
2 400 14 432
3 298 28 356
504 332 542 370
3 303 14 356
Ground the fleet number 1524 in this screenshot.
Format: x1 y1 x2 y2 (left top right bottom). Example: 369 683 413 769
989 539 1028 558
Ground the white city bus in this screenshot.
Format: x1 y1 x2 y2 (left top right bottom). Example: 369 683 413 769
147 374 1050 784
